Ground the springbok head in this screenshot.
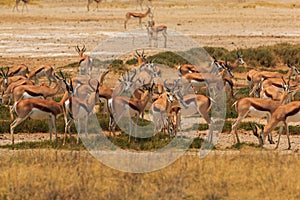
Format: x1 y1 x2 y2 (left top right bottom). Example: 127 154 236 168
75 45 87 57
237 50 245 65
287 63 300 75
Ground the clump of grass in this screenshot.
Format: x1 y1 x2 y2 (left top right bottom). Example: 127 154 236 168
108 59 127 73
148 51 189 68
0 137 86 150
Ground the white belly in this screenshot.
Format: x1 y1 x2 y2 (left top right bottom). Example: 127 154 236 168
248 106 269 118
22 92 43 99
181 102 198 116
30 108 52 120
286 111 300 123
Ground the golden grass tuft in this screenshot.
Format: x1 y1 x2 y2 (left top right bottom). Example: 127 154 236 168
1 149 300 199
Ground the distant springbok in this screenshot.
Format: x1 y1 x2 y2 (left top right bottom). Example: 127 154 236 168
12 0 28 12
87 0 101 12
124 7 152 29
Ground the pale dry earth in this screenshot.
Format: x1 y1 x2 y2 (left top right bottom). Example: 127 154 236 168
0 0 300 150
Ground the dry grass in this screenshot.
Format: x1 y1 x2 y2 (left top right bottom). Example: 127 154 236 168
1 149 300 199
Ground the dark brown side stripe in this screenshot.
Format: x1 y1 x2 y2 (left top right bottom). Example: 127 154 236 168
251 102 271 112
286 106 300 118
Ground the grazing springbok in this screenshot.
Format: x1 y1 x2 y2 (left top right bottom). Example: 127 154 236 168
10 83 72 145
252 101 300 150
12 0 28 12
124 7 152 29
28 65 57 86
248 64 299 96
1 79 34 105
146 20 167 48
87 0 101 11
75 45 93 76
231 79 292 144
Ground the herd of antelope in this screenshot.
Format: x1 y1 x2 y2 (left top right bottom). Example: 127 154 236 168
2 45 300 150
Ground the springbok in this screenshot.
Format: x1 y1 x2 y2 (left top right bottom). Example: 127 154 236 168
124 7 152 29
64 80 100 144
87 0 101 12
12 0 28 12
151 80 179 134
75 45 93 76
28 65 57 86
249 64 299 96
146 20 167 48
10 83 72 145
252 100 300 150
108 83 153 141
231 79 292 144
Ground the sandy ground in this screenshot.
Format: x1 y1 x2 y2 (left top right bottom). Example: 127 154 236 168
1 0 300 150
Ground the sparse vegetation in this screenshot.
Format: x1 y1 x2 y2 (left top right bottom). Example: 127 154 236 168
1 149 300 199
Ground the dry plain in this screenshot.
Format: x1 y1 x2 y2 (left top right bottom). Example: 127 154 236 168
1 0 300 199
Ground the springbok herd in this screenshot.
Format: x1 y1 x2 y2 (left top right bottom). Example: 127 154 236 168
1 46 300 150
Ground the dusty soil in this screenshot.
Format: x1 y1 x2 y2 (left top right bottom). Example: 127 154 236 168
1 0 300 150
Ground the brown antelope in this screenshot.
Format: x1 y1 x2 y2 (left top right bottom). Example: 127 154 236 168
135 50 147 66
151 80 179 134
124 7 152 29
1 79 34 105
249 64 299 96
10 85 72 145
28 65 57 86
146 20 167 48
231 79 292 144
12 0 28 12
64 80 100 144
11 76 66 103
6 64 28 77
108 83 153 141
246 69 260 89
177 64 201 76
170 89 213 136
253 101 300 150
222 51 245 69
0 68 27 92
87 0 101 12
181 64 234 94
75 45 93 76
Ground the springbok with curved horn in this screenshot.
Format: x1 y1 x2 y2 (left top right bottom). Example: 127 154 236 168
135 50 147 66
108 83 153 141
124 7 152 29
64 80 100 144
151 80 179 134
231 78 292 144
75 45 93 76
10 81 73 145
